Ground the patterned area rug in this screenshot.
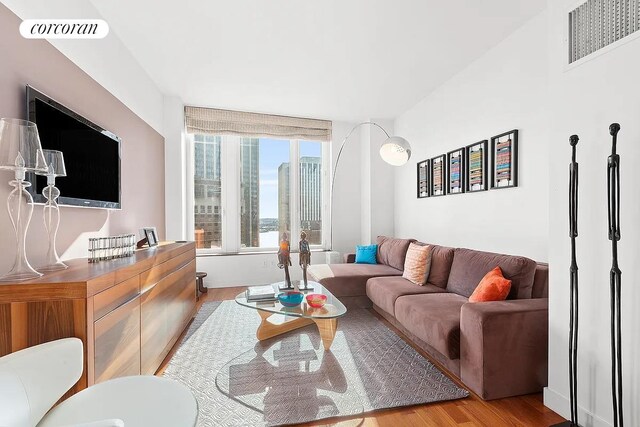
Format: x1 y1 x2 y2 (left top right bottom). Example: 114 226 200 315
163 301 468 426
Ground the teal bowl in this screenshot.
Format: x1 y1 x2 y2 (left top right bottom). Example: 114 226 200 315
277 291 304 307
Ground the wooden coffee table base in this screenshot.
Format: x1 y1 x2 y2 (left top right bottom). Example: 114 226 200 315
255 310 338 351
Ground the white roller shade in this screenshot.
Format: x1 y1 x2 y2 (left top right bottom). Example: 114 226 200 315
184 106 332 142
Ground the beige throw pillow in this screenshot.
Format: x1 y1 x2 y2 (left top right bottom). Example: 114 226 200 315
402 243 432 285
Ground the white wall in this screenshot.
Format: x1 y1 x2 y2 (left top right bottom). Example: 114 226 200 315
360 124 372 244
163 96 188 241
544 1 640 426
393 11 549 261
393 7 640 423
196 251 338 288
0 0 164 134
332 121 364 255
361 119 395 244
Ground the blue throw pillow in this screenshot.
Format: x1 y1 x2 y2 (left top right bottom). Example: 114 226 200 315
355 244 378 264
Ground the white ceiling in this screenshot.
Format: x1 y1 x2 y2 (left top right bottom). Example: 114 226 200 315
89 0 546 122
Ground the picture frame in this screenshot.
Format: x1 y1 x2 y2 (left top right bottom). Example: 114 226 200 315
491 130 518 189
143 227 159 247
430 154 446 197
447 148 466 195
417 159 430 198
465 140 488 192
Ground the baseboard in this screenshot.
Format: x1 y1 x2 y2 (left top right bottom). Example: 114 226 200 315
543 387 612 427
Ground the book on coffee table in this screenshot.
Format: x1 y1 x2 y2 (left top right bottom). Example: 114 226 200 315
246 284 276 301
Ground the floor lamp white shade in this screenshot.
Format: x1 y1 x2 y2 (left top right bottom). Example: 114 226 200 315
379 136 411 166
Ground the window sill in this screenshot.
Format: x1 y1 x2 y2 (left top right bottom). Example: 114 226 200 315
196 248 332 257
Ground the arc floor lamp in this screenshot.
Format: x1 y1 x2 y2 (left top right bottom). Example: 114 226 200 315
329 121 411 250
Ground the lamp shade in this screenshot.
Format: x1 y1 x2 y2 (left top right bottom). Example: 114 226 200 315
37 149 67 177
379 136 411 166
0 118 47 172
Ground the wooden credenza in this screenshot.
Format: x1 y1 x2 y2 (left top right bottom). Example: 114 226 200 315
0 241 196 396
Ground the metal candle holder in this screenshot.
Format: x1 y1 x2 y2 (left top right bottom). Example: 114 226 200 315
88 234 136 263
607 123 623 427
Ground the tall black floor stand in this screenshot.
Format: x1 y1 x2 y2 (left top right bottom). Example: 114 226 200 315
607 123 624 427
569 135 580 426
554 135 581 427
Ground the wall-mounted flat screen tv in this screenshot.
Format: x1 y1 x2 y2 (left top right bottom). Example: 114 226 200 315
26 85 121 209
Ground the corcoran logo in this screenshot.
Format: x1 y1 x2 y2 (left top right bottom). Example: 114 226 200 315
19 19 109 39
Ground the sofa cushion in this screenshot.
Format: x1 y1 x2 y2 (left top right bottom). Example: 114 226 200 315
395 293 468 360
446 248 537 299
532 263 549 298
366 276 446 317
376 236 414 271
423 244 455 288
307 263 402 297
402 243 432 285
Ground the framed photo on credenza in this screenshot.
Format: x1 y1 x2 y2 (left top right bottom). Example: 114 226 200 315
417 159 430 198
142 227 159 247
465 140 488 193
447 148 465 195
491 130 518 189
430 154 446 197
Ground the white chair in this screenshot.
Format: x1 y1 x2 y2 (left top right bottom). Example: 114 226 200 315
0 338 198 427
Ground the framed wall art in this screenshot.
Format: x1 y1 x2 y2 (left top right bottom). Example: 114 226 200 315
447 148 465 194
491 129 518 189
465 140 488 192
430 154 446 197
417 159 430 198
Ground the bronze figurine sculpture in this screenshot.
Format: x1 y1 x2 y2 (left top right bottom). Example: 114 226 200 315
277 232 293 289
607 123 623 427
299 231 312 290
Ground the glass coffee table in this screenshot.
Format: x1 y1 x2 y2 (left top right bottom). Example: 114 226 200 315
236 281 346 350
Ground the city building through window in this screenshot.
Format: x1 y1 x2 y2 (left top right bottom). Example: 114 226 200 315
191 134 327 252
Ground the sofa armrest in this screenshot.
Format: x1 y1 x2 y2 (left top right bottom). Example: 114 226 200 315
343 253 356 263
460 298 548 400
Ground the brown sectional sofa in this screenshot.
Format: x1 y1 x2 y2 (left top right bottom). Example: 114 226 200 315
308 236 549 400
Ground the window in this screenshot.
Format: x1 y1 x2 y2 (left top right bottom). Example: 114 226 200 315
299 141 323 245
189 134 328 253
193 135 222 249
240 137 290 249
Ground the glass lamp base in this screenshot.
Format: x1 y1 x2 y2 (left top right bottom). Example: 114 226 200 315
0 267 43 282
2 177 42 282
38 261 68 272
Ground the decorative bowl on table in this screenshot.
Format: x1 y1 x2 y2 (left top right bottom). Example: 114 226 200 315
277 291 304 307
306 293 327 308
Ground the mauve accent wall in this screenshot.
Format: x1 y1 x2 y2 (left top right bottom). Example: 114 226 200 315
0 3 165 272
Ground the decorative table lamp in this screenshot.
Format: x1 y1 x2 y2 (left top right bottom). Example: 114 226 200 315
37 149 68 271
0 119 48 281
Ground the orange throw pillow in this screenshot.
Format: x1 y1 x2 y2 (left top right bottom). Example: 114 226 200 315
469 266 512 302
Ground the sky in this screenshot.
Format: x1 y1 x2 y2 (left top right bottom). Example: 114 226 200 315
258 139 321 219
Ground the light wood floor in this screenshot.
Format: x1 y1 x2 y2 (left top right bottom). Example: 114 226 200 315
157 286 565 427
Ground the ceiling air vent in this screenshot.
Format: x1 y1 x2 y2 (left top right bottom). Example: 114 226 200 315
569 0 640 63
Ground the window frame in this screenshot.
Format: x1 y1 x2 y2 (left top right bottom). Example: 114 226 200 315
187 134 330 255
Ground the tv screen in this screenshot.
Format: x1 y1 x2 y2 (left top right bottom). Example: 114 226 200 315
26 86 121 209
